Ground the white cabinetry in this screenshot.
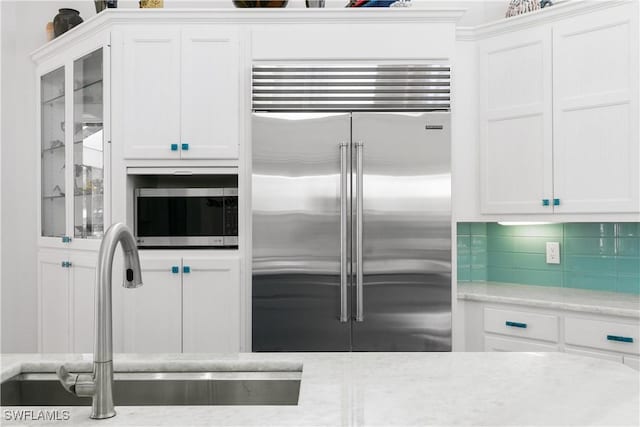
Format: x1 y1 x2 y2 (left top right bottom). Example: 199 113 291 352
124 252 240 353
478 2 639 215
120 27 239 160
461 299 640 370
552 6 639 213
479 26 552 214
38 250 102 353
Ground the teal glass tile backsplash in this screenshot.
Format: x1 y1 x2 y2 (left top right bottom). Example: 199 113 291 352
457 222 640 294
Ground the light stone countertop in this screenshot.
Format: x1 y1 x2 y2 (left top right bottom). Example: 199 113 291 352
1 352 639 426
458 281 640 318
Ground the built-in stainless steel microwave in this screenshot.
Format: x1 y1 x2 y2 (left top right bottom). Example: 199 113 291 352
134 188 238 248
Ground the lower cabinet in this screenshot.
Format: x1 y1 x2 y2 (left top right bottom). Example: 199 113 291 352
38 249 106 353
123 252 240 353
460 299 640 370
38 249 240 354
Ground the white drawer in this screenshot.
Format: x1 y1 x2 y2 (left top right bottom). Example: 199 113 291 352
623 355 640 371
485 335 559 352
565 347 623 363
565 317 640 355
484 307 559 342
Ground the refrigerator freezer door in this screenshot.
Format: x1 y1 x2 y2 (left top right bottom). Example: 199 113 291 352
252 112 352 351
351 112 452 351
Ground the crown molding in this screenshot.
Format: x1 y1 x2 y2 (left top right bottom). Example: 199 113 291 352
456 0 632 41
32 8 466 62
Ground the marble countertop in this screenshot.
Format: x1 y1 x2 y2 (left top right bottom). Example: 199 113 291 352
1 352 639 426
458 281 640 318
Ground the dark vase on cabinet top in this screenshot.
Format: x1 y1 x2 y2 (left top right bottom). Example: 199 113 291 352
53 8 83 38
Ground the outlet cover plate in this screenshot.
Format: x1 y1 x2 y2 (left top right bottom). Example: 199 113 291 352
546 242 560 264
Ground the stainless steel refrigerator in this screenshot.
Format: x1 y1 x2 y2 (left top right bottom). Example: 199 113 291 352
252 65 451 352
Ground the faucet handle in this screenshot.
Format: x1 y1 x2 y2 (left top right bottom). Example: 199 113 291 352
56 365 78 394
56 365 96 397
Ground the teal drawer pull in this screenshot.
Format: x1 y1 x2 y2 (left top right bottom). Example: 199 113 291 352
171 266 179 274
171 144 178 151
183 266 191 273
505 321 527 329
553 198 560 206
181 143 189 151
542 199 550 206
607 335 633 343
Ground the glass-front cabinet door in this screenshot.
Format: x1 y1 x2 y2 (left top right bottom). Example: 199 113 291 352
73 49 104 239
39 44 107 246
41 67 67 238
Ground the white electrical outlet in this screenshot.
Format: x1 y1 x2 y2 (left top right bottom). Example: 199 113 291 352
546 242 560 264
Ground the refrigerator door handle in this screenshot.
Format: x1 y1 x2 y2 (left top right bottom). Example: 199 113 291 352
339 142 349 323
355 142 364 322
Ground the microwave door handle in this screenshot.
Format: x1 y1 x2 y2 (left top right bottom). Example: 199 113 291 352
339 142 349 323
355 142 364 323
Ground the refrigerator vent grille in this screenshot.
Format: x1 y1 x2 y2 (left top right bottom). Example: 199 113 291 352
252 64 450 111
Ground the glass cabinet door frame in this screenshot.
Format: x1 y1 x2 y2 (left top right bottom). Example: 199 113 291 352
36 32 111 250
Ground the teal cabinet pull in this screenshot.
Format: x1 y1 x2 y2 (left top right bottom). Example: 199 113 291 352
506 321 527 329
61 236 72 243
61 261 72 268
61 261 66 268
553 198 560 206
171 266 180 274
607 335 633 343
183 266 191 273
542 199 550 206
181 143 189 151
171 143 178 151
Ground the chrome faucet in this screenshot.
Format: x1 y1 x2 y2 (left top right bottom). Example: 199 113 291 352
57 223 143 419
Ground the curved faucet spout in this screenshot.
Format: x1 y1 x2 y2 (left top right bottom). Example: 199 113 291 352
57 223 143 420
95 223 143 363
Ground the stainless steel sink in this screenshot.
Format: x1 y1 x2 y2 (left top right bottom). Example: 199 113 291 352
1 371 301 406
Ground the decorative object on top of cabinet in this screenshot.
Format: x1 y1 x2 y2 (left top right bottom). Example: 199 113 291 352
46 22 54 41
390 0 412 7
540 0 553 8
95 0 117 13
306 0 325 7
346 0 397 6
53 9 83 38
505 0 540 18
233 0 288 7
139 0 163 8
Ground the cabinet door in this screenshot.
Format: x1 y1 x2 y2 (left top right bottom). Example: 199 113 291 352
182 256 240 353
38 251 70 352
121 27 181 160
69 253 97 353
552 5 639 213
479 27 553 214
181 28 239 160
40 66 68 239
123 255 182 353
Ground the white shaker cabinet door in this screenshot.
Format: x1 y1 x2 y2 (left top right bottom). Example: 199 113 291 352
69 253 97 353
121 27 181 160
38 250 70 353
479 26 553 214
182 256 240 353
552 4 639 213
123 255 182 353
181 28 239 160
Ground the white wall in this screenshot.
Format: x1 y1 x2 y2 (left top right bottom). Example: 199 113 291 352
0 1 94 353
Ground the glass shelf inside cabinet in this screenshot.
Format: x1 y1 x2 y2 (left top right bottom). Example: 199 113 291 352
41 66 66 238
73 48 104 239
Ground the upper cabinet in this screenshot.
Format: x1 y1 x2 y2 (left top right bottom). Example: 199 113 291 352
479 2 639 215
39 37 110 248
552 6 639 214
119 26 240 160
479 26 553 214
